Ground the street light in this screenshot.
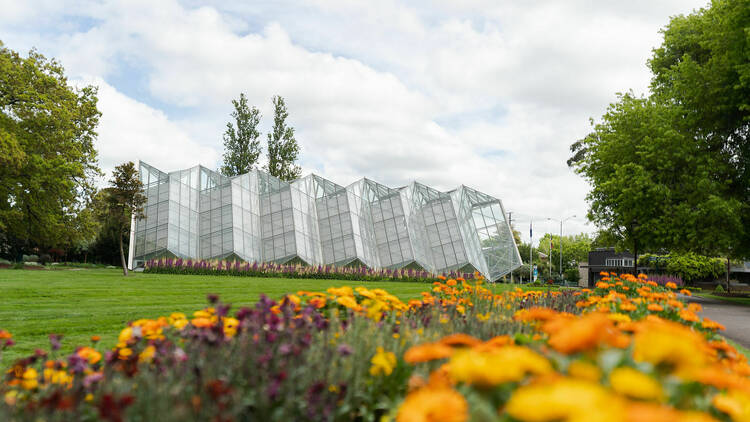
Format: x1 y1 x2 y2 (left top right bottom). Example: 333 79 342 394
547 215 576 280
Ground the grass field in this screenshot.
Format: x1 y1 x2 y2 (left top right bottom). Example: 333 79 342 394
0 268 522 365
694 292 750 307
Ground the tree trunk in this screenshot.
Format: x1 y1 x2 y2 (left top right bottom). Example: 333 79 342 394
119 231 128 277
632 238 638 276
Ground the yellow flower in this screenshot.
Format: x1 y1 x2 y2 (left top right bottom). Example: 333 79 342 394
193 310 212 318
370 347 397 376
567 360 602 382
505 377 625 422
632 320 707 370
713 389 750 421
449 346 552 386
337 295 362 311
327 286 354 297
172 318 189 330
609 367 663 401
118 326 134 343
396 387 468 422
138 345 157 363
4 390 18 406
21 368 38 390
223 317 239 338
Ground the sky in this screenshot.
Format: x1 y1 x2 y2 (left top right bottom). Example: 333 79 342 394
0 0 708 243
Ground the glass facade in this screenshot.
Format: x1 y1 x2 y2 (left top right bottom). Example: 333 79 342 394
130 162 522 280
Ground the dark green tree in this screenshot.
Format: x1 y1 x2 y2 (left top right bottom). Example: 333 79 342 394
265 95 302 181
648 0 750 265
569 93 742 274
107 162 146 276
570 0 750 276
0 41 101 258
221 93 262 176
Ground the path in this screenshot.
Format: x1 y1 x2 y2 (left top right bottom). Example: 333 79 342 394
685 294 750 349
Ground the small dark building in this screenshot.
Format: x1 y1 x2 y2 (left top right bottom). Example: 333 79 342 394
580 248 640 287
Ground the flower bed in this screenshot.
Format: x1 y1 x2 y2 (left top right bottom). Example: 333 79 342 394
1 272 747 421
144 257 476 283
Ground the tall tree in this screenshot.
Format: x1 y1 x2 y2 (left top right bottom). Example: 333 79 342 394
265 95 302 181
108 162 146 276
569 94 742 274
221 93 262 176
648 0 750 259
0 41 101 257
569 0 750 273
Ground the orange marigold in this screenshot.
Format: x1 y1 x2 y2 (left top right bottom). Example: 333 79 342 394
439 334 481 348
396 387 468 422
405 342 454 363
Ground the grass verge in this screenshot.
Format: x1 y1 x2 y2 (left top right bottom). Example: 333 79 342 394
0 268 535 365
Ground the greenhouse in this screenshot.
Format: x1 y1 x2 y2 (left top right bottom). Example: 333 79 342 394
128 162 522 281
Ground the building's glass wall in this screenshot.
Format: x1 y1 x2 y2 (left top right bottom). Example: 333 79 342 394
133 162 170 261
199 168 234 260
131 162 522 280
167 167 199 258
258 173 298 263
230 172 262 262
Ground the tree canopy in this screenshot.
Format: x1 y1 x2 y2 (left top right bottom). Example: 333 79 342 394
569 0 749 265
0 41 101 257
107 162 145 275
266 95 302 181
221 93 262 177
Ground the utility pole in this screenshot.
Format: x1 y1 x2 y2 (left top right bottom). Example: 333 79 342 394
529 219 533 284
508 211 514 284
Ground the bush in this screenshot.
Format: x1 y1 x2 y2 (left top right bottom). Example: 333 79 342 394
38 253 51 265
715 284 726 293
22 254 39 263
564 268 580 284
639 253 726 282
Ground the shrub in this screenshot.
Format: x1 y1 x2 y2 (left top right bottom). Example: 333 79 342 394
715 284 726 293
38 253 51 265
21 254 39 263
563 267 580 284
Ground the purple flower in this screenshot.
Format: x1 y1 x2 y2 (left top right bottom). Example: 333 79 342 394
49 333 62 351
68 353 87 373
83 372 104 388
337 344 353 356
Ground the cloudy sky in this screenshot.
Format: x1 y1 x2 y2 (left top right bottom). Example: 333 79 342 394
1 0 707 242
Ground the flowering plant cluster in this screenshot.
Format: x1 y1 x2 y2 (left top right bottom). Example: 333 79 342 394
1 271 747 421
144 257 476 283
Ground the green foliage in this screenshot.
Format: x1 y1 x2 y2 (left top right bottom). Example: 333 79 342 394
569 0 750 260
266 95 302 181
715 284 726 293
639 252 727 282
0 41 101 255
107 162 146 275
221 93 262 176
536 232 592 273
564 267 580 284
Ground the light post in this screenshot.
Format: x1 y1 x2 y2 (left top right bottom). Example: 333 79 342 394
547 215 576 279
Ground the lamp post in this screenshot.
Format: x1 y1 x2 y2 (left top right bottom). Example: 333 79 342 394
547 215 576 279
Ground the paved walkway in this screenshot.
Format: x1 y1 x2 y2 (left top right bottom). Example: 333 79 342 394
684 295 750 349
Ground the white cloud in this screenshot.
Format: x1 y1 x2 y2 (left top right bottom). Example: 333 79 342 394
1 0 708 243
80 77 220 182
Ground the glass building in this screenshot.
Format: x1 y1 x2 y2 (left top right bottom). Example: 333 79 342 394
128 162 522 281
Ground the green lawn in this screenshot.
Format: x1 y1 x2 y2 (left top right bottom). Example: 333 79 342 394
0 268 523 365
694 292 750 307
